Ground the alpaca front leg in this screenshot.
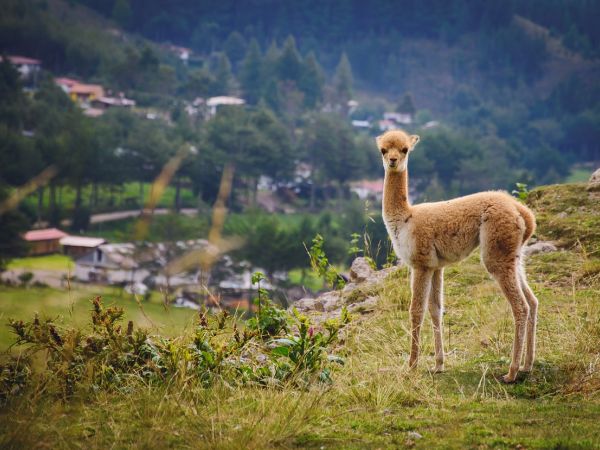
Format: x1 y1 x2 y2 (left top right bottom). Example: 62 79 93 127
409 268 433 369
429 269 445 373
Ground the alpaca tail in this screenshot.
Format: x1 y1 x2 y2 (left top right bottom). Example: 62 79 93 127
516 202 536 245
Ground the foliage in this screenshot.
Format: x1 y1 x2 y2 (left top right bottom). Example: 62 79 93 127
0 294 349 400
246 272 288 338
307 234 345 289
512 182 530 202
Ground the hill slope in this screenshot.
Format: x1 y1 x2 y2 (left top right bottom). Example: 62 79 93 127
0 183 598 449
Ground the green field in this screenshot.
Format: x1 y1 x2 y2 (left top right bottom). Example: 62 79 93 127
0 285 197 352
22 182 196 216
7 254 75 272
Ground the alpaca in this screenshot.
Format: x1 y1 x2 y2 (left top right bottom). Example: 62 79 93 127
377 129 538 383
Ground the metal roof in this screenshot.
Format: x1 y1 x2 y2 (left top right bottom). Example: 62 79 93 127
59 236 106 248
23 228 68 241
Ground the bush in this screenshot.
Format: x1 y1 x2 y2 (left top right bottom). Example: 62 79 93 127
0 295 349 400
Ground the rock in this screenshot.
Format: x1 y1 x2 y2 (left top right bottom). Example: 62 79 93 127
407 431 423 440
349 257 375 282
294 297 324 312
587 168 600 192
348 296 378 314
319 291 345 312
523 241 558 257
290 258 399 318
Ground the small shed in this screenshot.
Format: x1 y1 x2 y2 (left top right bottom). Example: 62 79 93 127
23 228 68 255
59 236 106 258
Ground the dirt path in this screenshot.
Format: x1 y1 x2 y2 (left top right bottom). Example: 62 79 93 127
54 208 198 227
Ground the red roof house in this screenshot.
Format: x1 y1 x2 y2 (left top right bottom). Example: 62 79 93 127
23 228 68 255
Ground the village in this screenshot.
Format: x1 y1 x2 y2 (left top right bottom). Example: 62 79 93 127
0 51 432 312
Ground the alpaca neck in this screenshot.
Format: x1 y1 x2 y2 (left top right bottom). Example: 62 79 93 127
383 169 411 219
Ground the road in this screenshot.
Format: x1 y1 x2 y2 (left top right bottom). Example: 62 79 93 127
53 208 199 227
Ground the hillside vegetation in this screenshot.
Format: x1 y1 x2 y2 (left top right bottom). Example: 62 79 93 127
0 183 598 449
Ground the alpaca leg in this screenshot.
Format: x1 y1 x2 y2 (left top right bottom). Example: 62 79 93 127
409 268 433 369
493 267 530 383
428 268 445 373
519 266 538 372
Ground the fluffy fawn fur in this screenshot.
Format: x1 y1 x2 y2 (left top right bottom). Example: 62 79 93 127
377 130 538 383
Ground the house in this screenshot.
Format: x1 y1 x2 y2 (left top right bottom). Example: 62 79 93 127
350 179 384 201
59 236 106 258
167 44 192 63
206 96 245 116
383 111 413 125
1 55 41 83
378 119 397 132
68 83 105 103
91 94 136 110
351 120 371 130
23 228 68 256
55 77 80 92
74 243 144 284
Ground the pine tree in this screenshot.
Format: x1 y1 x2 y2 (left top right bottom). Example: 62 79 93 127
278 36 303 83
240 39 264 104
224 31 247 68
396 93 416 116
334 52 353 108
299 51 324 109
212 53 233 95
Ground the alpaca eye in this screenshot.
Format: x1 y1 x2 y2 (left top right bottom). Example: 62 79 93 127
380 148 387 155
401 148 409 154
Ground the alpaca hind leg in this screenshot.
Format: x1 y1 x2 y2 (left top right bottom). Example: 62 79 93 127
518 264 538 372
428 268 445 373
492 267 530 383
409 268 433 369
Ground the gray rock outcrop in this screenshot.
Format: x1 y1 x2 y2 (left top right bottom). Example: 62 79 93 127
587 168 600 192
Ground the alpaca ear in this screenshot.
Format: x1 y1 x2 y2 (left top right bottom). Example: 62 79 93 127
409 135 420 149
375 135 383 147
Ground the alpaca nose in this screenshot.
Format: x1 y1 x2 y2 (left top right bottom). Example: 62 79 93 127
389 157 398 163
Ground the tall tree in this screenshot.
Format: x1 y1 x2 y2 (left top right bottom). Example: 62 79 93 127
212 53 233 95
277 36 303 83
239 39 264 104
224 31 247 69
333 52 353 110
397 93 416 116
299 51 324 109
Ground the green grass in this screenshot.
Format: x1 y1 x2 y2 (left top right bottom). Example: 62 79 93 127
565 168 593 184
6 254 74 271
0 285 197 352
22 181 196 216
288 268 324 292
0 183 599 449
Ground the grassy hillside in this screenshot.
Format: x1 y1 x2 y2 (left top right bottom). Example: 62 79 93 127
0 183 598 448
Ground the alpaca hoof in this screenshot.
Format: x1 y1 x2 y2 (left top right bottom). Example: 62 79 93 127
519 366 533 373
501 373 517 384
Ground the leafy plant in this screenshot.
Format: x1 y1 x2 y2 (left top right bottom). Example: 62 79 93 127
270 307 350 383
1 295 350 399
512 182 530 202
247 272 288 338
307 234 346 289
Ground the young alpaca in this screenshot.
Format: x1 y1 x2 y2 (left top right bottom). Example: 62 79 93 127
377 130 538 383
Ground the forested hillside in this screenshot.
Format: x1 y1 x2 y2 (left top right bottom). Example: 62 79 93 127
1 0 599 267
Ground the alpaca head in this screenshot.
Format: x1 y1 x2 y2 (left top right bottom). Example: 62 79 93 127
376 130 420 172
